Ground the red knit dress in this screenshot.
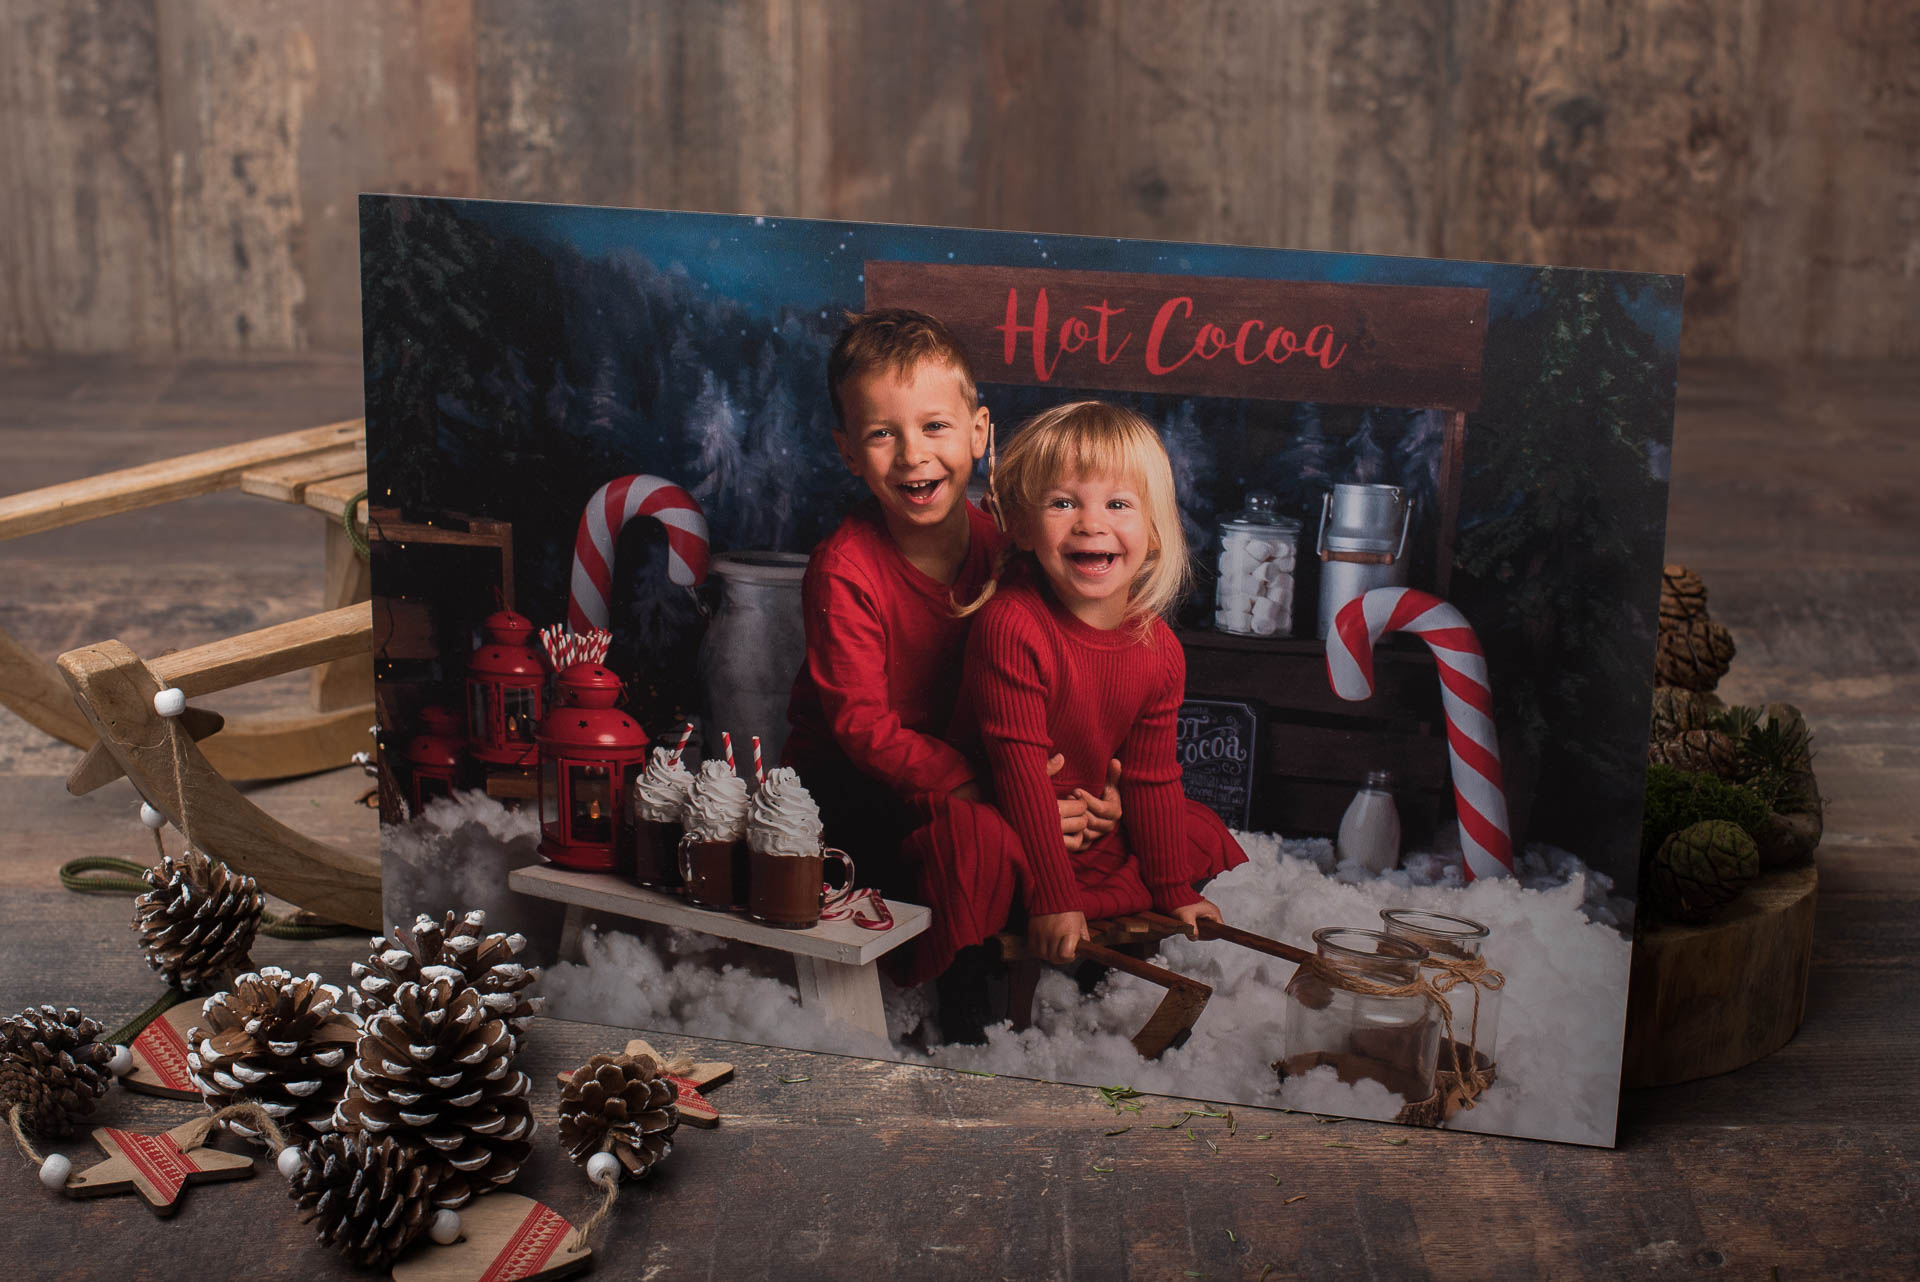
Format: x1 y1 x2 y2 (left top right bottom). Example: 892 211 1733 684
782 501 1006 896
897 576 1248 987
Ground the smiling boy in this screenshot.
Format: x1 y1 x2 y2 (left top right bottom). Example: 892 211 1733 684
783 310 1117 901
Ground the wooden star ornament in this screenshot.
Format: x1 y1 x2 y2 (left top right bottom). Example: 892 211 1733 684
119 996 208 1100
623 1038 732 1128
65 1120 254 1215
390 1194 591 1282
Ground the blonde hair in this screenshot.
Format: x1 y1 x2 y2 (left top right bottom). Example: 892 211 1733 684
959 400 1190 636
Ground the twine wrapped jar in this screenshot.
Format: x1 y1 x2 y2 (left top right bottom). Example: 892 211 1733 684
1278 927 1440 1106
1380 908 1502 1090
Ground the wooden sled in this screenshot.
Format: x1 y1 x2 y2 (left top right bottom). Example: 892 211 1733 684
0 421 373 782
997 915 1213 1060
56 602 382 931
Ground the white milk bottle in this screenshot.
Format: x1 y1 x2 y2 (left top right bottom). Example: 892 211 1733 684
1337 769 1401 875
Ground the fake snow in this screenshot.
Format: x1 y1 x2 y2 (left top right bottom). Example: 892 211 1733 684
391 796 1632 1147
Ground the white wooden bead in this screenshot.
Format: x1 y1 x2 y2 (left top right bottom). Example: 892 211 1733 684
586 1152 622 1185
108 1045 133 1077
39 1154 71 1191
276 1146 307 1179
430 1209 463 1245
153 688 187 718
138 802 167 830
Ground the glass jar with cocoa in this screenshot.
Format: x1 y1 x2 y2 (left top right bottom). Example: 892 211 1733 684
1278 927 1440 1107
1380 908 1501 1086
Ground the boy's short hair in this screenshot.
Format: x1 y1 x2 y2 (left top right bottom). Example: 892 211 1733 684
828 309 979 428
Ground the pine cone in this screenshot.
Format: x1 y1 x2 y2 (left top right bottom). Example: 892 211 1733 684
333 974 534 1209
1656 615 1736 692
1648 728 1742 778
188 968 363 1143
1659 564 1710 622
290 1130 435 1270
132 846 262 994
0 1006 114 1138
557 1052 679 1180
1647 685 1718 743
352 911 542 1050
1651 820 1759 924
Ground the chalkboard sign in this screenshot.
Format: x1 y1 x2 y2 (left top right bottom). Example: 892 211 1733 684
1177 698 1261 830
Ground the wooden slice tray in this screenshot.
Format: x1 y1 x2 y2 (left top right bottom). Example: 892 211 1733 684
1622 862 1818 1088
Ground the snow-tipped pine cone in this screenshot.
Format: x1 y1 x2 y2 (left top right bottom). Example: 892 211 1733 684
558 1052 680 1180
352 910 541 1049
0 1005 114 1138
333 973 534 1209
188 967 363 1143
132 846 262 994
289 1130 435 1270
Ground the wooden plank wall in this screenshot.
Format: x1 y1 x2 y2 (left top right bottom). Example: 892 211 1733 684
2 0 1914 358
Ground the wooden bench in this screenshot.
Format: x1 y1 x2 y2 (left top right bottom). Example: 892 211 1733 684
508 863 931 1041
1 420 373 781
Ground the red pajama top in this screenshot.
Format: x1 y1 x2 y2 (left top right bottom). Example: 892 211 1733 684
783 501 1006 797
953 576 1201 917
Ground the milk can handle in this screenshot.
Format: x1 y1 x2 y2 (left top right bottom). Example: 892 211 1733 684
1392 497 1416 561
1315 491 1332 558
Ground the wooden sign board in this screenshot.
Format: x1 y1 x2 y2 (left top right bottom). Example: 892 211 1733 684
1177 698 1261 831
865 262 1487 411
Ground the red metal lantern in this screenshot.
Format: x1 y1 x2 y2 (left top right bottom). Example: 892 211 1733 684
535 663 650 872
467 609 547 765
405 705 467 813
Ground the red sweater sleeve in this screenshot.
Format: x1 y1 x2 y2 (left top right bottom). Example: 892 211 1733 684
1118 625 1201 911
802 561 976 798
966 600 1082 917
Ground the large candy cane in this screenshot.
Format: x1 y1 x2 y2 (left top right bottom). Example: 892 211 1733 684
567 475 710 632
1326 587 1514 880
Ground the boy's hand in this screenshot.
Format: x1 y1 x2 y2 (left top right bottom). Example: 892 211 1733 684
1073 758 1124 846
951 778 985 804
1027 911 1090 965
1167 897 1223 936
1047 754 1092 851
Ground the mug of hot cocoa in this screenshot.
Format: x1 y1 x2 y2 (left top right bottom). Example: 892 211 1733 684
629 747 695 890
743 767 849 928
678 758 751 911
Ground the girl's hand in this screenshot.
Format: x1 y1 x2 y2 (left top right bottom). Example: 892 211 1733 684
1047 753 1092 851
1074 758 1124 846
1167 897 1223 936
1027 911 1090 965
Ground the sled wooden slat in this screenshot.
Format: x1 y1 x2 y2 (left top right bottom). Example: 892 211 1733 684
148 604 373 698
304 471 369 521
0 420 363 540
238 445 367 505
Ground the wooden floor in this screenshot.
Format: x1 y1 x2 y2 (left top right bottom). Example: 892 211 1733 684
1 353 1914 1280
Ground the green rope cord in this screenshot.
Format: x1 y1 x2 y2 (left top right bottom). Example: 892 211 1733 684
342 488 370 561
104 988 188 1047
60 856 149 895
56 858 362 940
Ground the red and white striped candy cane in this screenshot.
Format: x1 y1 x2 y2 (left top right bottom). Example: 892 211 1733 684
567 475 710 632
1325 587 1514 880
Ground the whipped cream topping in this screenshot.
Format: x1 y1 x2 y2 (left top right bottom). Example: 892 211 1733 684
631 747 696 823
746 767 824 857
682 758 750 842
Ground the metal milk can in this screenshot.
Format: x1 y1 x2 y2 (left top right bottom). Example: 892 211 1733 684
696 551 809 768
1316 483 1414 638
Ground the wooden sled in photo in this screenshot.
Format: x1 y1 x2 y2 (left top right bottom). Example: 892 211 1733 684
996 915 1214 1060
0 420 373 782
56 602 382 931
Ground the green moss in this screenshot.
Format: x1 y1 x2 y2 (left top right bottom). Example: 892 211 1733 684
1641 763 1769 857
